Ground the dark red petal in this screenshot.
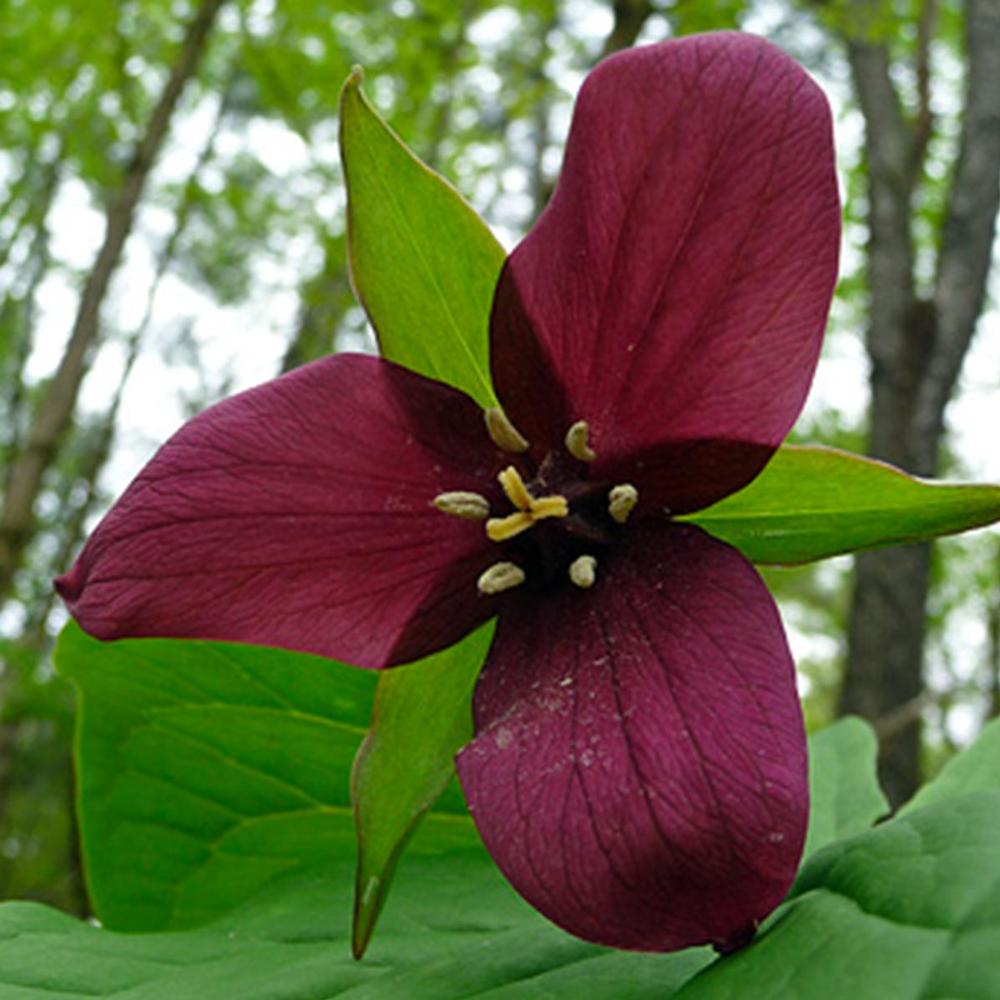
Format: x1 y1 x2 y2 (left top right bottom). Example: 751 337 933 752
56 354 506 668
457 522 807 952
490 33 840 506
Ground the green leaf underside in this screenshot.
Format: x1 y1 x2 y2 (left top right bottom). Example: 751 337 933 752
339 69 504 409
800 717 888 861
686 444 1000 564
5 711 1000 997
351 621 494 957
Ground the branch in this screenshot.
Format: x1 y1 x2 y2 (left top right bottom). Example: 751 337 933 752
845 31 919 378
1 153 63 469
0 0 227 600
599 0 654 61
913 0 1000 448
874 691 932 743
912 0 938 172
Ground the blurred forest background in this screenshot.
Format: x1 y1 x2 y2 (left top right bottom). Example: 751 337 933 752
1 0 998 918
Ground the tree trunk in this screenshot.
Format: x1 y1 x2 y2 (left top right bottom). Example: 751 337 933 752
839 0 1000 806
0 0 227 602
600 0 654 59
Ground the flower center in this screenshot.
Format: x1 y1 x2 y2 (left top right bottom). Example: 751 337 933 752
434 411 638 596
486 466 569 542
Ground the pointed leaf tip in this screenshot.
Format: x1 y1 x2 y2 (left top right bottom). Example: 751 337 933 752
352 874 381 958
341 64 365 99
349 624 491 955
688 444 1000 564
339 69 503 408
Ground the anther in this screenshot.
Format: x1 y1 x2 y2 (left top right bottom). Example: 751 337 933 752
485 407 530 453
433 491 490 520
477 561 526 595
608 484 639 524
487 512 534 542
565 420 596 462
569 554 597 588
530 495 569 520
498 466 534 511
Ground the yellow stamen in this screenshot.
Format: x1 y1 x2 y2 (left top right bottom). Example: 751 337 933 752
477 561 526 595
484 407 529 453
530 495 569 520
487 511 535 542
565 420 596 462
569 554 597 588
608 483 639 524
433 490 490 519
498 465 534 511
488 465 569 543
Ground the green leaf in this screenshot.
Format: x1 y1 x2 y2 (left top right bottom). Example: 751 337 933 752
0 849 712 998
54 621 374 931
898 714 1000 816
53 622 469 934
674 720 1000 999
351 621 493 957
800 716 887 860
339 68 504 409
686 444 1000 564
8 724 1000 999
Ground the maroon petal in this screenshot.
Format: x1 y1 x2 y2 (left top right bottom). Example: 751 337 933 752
457 521 807 952
56 354 506 668
491 33 840 506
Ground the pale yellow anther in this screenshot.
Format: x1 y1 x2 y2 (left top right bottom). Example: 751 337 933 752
487 511 535 542
530 495 569 520
433 490 490 520
565 420 596 462
608 483 639 524
477 561 526 595
498 466 534 511
484 407 530 453
569 554 597 589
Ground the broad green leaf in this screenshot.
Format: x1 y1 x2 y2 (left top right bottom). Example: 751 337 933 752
800 716 887 860
686 444 1000 564
0 848 711 999
7 726 1000 999
899 714 1000 816
54 621 373 930
55 623 457 932
351 621 493 957
339 68 504 408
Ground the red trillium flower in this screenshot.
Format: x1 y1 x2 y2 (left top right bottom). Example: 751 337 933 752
57 33 840 953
